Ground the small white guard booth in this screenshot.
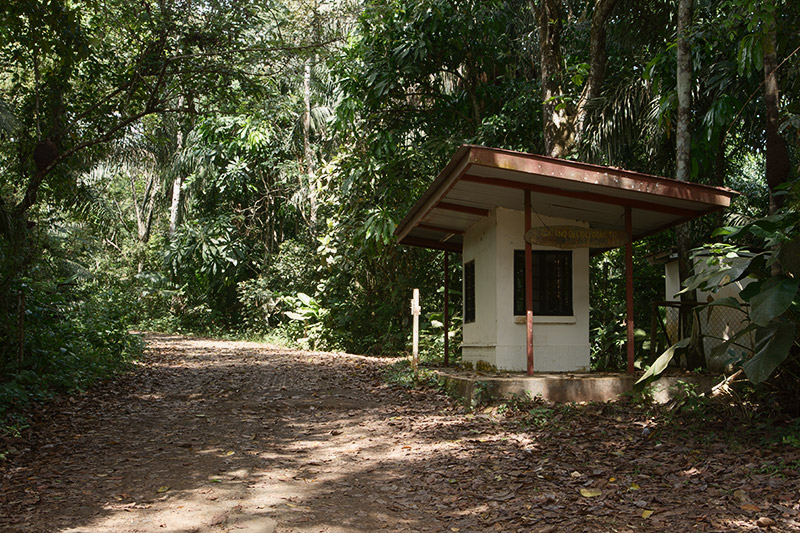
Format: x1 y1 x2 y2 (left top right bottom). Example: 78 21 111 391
395 145 738 374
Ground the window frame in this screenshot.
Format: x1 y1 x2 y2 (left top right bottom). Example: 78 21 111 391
513 250 573 317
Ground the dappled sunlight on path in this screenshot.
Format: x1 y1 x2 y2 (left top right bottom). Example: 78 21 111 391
2 334 800 532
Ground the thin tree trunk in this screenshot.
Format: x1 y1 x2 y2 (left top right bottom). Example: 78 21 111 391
675 0 701 369
168 95 187 239
142 174 158 245
675 0 693 183
130 174 144 239
139 174 159 272
303 57 317 229
762 12 790 214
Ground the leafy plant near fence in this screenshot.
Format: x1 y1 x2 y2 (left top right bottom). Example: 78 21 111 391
638 207 800 399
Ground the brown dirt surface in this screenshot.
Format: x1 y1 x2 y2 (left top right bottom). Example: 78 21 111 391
2 333 800 532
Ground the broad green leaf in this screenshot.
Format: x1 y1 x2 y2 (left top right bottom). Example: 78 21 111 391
749 277 799 326
739 280 763 302
285 311 309 321
706 296 742 310
297 292 314 306
712 226 742 238
636 337 692 385
742 321 796 384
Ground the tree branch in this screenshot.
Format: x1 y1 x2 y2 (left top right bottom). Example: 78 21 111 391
14 106 164 216
166 39 343 62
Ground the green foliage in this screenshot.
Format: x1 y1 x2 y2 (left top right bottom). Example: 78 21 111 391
590 238 668 371
638 204 800 397
236 278 284 334
383 358 444 390
165 214 251 328
0 278 143 422
0 0 797 427
496 392 554 428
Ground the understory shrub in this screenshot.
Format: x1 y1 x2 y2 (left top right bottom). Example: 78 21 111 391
0 279 143 423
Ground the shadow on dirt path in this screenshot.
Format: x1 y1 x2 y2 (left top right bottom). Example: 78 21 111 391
2 334 800 532
0 334 463 533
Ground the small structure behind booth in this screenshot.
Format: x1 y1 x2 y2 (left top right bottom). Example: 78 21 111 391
648 248 756 371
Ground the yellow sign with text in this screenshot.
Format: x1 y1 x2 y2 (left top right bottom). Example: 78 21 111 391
524 225 629 249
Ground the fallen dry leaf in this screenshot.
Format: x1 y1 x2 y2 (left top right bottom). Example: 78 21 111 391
756 516 776 528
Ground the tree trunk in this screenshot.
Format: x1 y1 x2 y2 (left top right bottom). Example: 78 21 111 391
675 0 701 369
675 0 693 183
762 12 790 214
130 172 159 273
168 98 186 240
536 0 572 158
574 0 619 144
303 57 317 229
535 0 617 157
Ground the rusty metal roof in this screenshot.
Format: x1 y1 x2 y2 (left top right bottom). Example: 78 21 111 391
395 145 738 253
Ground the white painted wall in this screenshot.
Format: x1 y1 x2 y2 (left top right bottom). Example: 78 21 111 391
461 207 591 372
462 213 498 367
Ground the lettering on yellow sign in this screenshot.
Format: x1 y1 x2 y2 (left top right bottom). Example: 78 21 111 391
524 225 629 249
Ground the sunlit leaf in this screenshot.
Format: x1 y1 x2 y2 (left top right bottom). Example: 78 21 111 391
636 337 691 385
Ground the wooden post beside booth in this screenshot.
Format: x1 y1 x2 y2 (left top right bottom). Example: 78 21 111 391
443 251 450 366
411 288 420 379
524 190 534 375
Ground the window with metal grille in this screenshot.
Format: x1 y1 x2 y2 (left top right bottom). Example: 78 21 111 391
513 250 573 316
464 260 475 323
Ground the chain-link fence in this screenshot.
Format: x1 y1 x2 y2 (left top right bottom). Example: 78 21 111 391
650 300 754 368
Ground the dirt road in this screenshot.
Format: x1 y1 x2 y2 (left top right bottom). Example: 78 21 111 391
2 334 799 532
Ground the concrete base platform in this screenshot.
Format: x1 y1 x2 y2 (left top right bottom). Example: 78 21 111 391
437 370 719 404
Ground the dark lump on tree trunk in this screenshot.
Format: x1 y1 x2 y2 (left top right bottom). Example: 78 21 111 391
33 140 58 171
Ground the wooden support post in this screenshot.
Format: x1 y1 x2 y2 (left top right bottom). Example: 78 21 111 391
525 190 534 375
625 207 635 374
443 251 450 367
17 289 25 366
650 301 659 360
411 288 420 379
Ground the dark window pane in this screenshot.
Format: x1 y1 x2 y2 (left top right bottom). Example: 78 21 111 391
464 260 476 323
514 250 573 316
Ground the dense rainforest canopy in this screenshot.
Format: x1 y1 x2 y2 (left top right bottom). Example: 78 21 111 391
0 0 798 419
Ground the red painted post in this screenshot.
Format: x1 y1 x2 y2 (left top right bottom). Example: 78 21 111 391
525 190 534 375
443 251 450 366
625 207 635 373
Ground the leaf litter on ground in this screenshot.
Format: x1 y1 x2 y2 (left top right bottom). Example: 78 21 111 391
1 333 799 532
